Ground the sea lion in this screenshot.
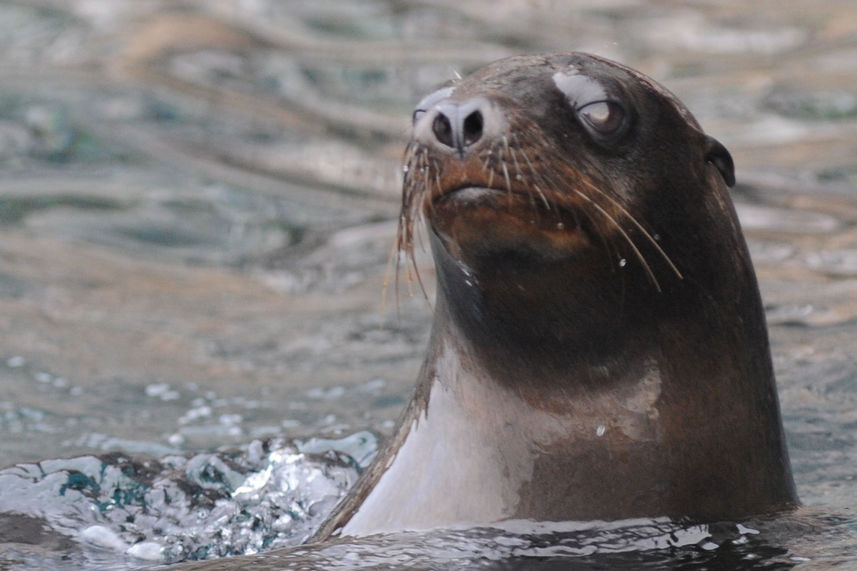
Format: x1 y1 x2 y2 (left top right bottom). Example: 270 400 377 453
312 52 798 540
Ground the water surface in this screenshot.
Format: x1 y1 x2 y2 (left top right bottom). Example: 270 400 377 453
1 0 856 568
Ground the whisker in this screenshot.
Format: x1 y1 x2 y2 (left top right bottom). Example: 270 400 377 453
500 138 511 190
506 137 523 181
577 176 683 280
498 137 514 209
480 146 493 178
395 145 419 306
516 142 552 209
382 230 401 315
527 135 681 286
569 186 662 291
409 228 429 300
505 136 541 213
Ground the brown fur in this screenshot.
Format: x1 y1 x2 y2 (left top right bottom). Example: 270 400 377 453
312 52 797 541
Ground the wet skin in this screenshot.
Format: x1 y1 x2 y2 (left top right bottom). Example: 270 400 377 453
312 52 797 540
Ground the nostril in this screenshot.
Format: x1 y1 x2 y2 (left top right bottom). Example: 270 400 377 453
462 110 483 146
425 99 490 154
432 112 455 149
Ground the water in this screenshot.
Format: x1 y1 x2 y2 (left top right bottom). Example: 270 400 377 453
0 432 377 568
0 0 856 568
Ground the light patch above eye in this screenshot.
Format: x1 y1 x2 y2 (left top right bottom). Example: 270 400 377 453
413 86 455 124
552 71 608 108
553 69 629 141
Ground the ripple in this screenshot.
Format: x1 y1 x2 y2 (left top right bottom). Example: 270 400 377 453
807 250 857 277
765 88 857 121
736 203 841 235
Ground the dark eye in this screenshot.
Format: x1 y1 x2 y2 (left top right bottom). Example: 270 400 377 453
577 100 626 137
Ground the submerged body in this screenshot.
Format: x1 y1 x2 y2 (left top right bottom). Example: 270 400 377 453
313 52 797 540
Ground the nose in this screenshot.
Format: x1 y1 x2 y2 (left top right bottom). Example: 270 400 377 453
424 99 488 156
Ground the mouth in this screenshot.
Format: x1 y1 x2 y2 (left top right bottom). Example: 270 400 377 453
423 184 588 264
430 184 579 231
435 185 505 203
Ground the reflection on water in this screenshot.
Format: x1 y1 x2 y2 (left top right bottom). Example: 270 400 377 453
0 0 856 568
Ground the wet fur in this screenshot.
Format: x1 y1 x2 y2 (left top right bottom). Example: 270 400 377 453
314 52 797 541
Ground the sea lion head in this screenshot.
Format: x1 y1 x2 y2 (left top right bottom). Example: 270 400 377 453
398 53 743 378
400 51 734 275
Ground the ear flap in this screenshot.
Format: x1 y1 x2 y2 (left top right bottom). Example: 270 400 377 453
704 136 735 187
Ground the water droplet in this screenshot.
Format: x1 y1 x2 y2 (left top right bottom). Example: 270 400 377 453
168 433 185 446
402 164 409 173
80 525 128 550
35 372 52 383
619 258 627 267
596 425 606 437
126 541 166 561
556 222 564 230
